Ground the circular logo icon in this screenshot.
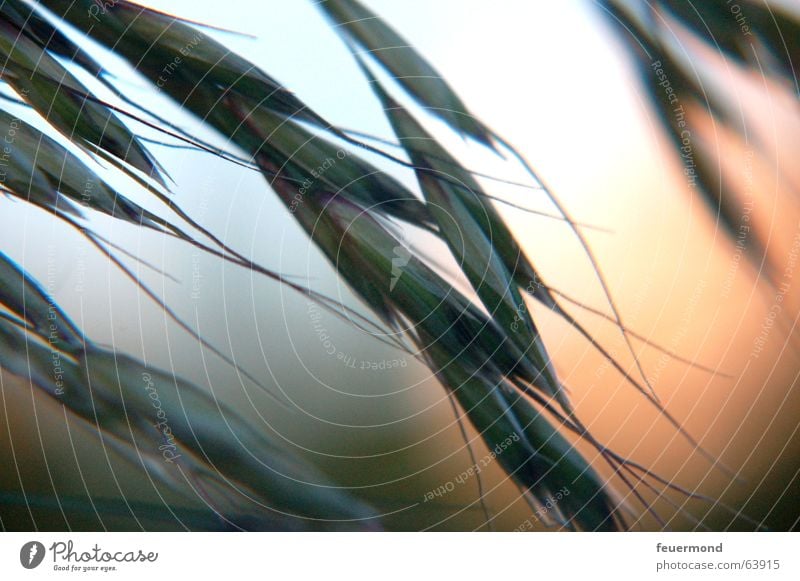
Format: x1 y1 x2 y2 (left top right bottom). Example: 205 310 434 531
20 541 46 569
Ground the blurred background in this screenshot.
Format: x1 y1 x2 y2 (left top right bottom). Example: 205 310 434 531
0 0 798 531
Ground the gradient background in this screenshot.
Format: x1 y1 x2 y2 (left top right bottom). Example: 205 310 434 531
1 0 798 531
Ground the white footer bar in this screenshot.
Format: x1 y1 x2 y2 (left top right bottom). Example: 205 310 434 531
1 532 796 580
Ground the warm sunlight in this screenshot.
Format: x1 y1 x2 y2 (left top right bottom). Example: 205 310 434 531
0 2 798 576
